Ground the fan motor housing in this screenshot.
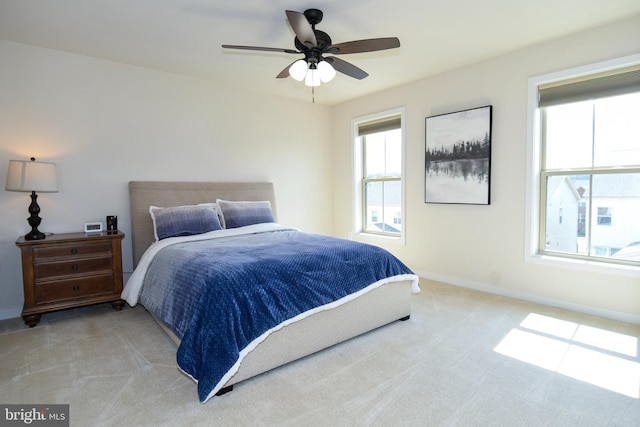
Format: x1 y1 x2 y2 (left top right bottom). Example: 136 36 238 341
294 30 332 52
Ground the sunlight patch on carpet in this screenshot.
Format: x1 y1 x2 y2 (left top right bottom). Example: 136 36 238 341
494 313 639 398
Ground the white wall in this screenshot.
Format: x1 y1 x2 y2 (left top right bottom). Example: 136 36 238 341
331 16 640 321
0 40 332 320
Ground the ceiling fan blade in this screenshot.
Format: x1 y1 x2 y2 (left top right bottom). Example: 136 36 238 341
325 57 368 80
222 44 299 54
285 10 317 47
276 61 298 79
329 37 400 54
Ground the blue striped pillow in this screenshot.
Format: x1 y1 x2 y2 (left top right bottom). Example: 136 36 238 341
217 200 274 229
150 204 222 240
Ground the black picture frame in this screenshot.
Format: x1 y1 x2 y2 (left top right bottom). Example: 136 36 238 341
425 105 492 205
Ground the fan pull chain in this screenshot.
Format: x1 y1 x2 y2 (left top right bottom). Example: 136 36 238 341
312 85 315 103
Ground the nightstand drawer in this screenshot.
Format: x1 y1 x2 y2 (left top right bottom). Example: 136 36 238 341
34 256 113 279
35 275 115 304
33 242 112 260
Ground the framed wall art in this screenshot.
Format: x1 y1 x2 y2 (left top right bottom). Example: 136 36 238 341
425 105 492 205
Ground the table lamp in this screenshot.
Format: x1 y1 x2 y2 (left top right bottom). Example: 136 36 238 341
5 157 58 240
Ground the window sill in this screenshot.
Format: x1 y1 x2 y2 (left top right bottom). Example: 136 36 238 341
352 231 405 246
525 253 640 278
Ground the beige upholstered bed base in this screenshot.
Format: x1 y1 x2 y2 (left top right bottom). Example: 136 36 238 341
153 280 412 390
128 181 413 394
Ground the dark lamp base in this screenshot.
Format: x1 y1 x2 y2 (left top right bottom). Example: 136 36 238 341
24 230 46 240
25 191 47 240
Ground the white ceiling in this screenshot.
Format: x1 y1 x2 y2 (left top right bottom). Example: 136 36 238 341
1 0 639 106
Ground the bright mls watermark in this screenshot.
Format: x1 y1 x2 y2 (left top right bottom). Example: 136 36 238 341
1 405 69 426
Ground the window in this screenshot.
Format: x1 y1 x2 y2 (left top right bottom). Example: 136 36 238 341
354 110 404 239
577 204 586 238
531 60 640 267
393 211 402 225
559 207 563 225
597 207 612 226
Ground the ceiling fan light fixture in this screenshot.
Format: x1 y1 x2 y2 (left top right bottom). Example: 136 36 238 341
289 59 308 81
317 60 336 83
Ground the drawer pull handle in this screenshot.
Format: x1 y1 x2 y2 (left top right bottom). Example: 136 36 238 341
73 286 80 292
70 248 78 255
71 264 79 271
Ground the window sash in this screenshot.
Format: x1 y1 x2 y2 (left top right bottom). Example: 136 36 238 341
538 168 640 265
360 117 402 237
362 177 402 236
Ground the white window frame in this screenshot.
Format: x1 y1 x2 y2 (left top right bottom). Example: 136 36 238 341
353 107 406 244
525 54 640 277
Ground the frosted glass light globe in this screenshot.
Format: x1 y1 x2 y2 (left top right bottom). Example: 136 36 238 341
317 60 336 83
289 60 308 81
305 68 321 87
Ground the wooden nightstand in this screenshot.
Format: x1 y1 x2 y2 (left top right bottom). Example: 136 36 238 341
16 231 125 327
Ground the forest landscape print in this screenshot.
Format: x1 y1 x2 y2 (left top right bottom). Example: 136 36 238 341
425 106 492 204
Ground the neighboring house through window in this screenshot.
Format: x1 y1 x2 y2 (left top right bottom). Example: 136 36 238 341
527 56 640 268
353 108 405 240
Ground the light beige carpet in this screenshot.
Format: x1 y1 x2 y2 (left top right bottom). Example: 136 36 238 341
1 279 639 426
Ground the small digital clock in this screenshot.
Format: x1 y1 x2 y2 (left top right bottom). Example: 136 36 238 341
84 222 104 233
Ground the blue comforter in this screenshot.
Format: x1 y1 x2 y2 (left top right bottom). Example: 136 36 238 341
128 225 417 402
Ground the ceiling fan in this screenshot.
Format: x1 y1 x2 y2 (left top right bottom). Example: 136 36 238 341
222 9 400 87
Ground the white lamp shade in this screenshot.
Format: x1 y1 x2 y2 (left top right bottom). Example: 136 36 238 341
5 159 58 193
305 68 321 87
289 60 308 81
317 60 336 83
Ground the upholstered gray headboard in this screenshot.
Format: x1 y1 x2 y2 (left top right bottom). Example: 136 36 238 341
128 181 276 267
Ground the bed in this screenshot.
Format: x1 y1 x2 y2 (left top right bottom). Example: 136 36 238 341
122 181 419 402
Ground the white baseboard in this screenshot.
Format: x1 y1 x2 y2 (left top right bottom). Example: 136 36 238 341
416 270 640 325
